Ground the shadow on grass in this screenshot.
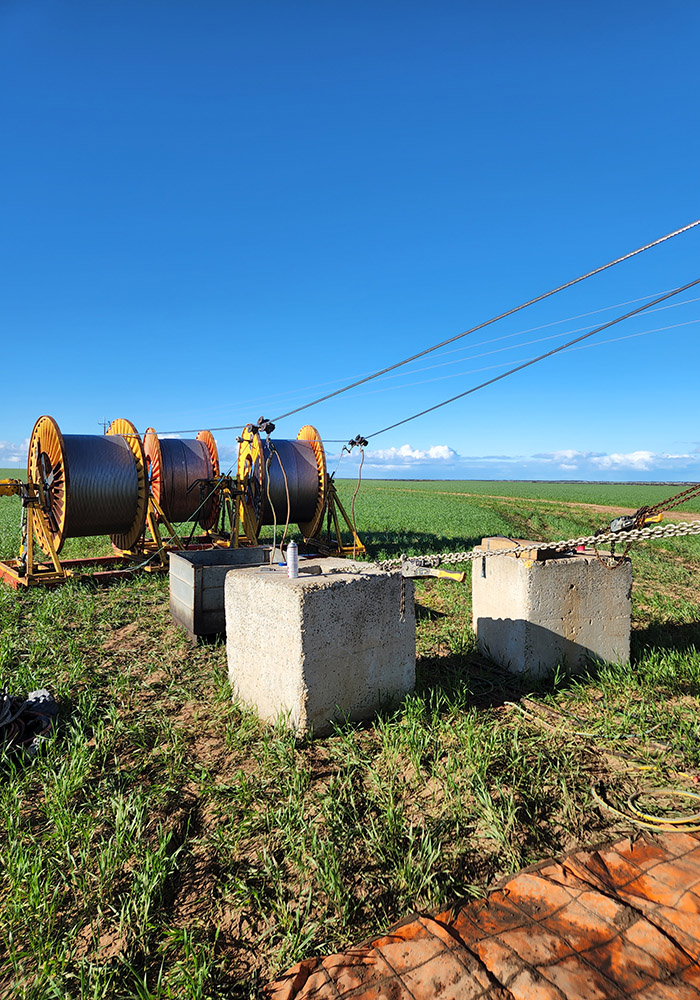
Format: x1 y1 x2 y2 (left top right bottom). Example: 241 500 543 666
416 651 534 709
632 619 700 657
414 648 622 711
415 603 447 622
357 530 483 560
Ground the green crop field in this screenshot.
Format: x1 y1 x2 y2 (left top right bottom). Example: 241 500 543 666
1 476 699 997
340 477 700 512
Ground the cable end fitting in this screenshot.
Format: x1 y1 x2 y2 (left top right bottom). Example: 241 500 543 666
348 434 368 449
256 416 276 435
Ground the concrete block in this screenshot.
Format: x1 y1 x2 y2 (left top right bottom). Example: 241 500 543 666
225 559 415 735
472 540 632 676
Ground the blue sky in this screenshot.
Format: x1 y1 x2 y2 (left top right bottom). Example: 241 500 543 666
1 1 699 480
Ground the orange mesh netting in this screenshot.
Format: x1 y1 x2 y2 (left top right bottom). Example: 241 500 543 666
267 832 700 999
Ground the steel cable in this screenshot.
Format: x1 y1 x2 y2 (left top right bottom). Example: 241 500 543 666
154 222 699 437
366 277 700 439
61 434 140 537
259 439 319 526
147 437 216 523
268 219 700 425
333 316 700 402
156 290 683 436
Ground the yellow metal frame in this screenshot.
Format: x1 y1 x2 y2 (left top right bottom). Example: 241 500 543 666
313 476 366 557
27 415 68 552
236 427 266 540
0 479 70 587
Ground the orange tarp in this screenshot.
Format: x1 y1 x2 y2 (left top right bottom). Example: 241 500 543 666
267 833 700 999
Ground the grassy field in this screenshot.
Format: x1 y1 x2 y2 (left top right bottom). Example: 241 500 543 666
0 474 699 997
356 478 700 515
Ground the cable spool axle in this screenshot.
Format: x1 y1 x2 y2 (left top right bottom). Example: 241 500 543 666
143 429 219 528
237 425 326 539
27 415 148 553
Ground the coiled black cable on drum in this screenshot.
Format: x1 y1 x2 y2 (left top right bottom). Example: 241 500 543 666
143 428 220 528
236 424 327 543
27 415 148 553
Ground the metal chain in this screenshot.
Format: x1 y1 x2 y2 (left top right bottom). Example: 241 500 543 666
644 483 700 516
373 519 700 571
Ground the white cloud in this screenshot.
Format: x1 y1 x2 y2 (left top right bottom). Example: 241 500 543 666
591 450 697 471
217 444 239 467
367 443 457 465
351 442 700 479
533 449 596 468
534 448 700 473
0 439 29 465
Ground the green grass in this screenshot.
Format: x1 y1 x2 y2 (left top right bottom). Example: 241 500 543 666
0 477 699 996
342 478 700 512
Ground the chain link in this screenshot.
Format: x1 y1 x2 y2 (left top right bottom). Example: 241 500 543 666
373 520 700 572
644 483 700 516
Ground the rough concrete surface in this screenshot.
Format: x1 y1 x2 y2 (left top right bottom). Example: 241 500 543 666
225 559 415 735
472 543 632 676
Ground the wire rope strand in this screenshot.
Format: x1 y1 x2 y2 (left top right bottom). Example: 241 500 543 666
149 287 686 437
153 289 682 436
144 432 217 525
265 449 278 563
367 276 700 439
62 435 140 537
269 219 700 424
270 442 292 556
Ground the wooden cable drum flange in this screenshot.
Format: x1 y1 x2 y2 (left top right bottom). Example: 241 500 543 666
237 424 326 537
27 415 148 554
143 428 220 528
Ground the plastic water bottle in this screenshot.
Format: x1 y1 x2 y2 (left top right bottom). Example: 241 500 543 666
286 539 299 578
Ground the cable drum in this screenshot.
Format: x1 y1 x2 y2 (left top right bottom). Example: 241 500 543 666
260 438 319 525
63 436 138 535
27 415 148 553
143 429 219 527
237 425 326 539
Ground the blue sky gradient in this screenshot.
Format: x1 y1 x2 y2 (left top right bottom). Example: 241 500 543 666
1 1 699 480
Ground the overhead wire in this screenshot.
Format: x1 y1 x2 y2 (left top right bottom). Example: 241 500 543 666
365 276 700 440
156 289 674 435
269 218 700 424
153 285 695 438
359 294 700 384
341 316 700 401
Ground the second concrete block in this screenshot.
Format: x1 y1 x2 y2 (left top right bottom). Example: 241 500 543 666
225 559 415 735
